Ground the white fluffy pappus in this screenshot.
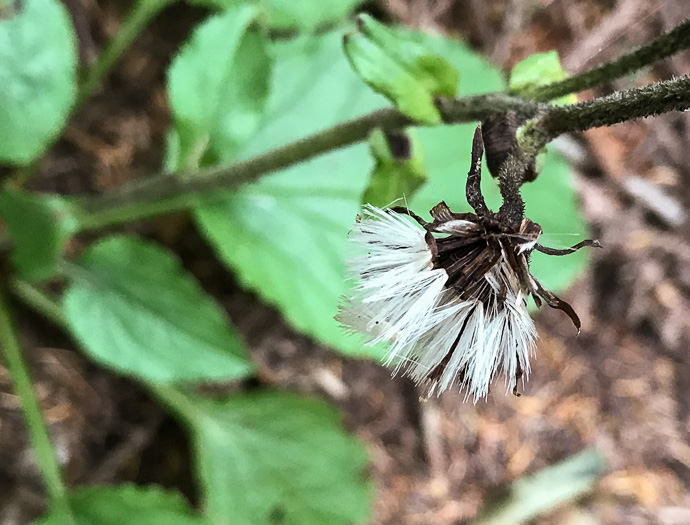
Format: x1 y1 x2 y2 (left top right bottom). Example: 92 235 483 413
336 204 537 402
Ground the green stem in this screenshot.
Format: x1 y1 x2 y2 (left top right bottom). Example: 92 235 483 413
77 0 173 107
518 18 690 101
10 278 66 327
76 73 690 231
77 93 541 230
146 383 199 424
0 289 74 522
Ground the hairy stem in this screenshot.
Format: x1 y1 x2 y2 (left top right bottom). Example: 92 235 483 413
0 289 74 522
496 74 690 225
520 18 690 101
525 74 690 154
77 93 542 230
79 73 690 231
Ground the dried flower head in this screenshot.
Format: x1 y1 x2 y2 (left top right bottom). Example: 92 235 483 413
337 125 600 401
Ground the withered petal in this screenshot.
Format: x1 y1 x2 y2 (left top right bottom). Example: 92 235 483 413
535 239 602 256
531 275 581 332
389 206 428 227
430 201 454 222
466 125 490 216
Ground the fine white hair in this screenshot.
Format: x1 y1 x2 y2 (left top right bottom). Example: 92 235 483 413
337 205 537 401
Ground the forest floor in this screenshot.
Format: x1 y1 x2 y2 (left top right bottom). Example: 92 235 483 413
2 0 690 524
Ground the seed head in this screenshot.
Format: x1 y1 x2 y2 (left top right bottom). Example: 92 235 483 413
337 125 600 401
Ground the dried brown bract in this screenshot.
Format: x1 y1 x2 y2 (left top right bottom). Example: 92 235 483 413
338 125 600 400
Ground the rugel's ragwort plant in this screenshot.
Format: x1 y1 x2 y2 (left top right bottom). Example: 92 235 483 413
1 2 690 524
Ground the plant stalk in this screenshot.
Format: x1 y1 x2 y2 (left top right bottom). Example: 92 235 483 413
0 288 74 522
519 18 690 101
77 0 173 107
526 74 690 154
77 93 542 230
8 279 200 459
77 74 690 231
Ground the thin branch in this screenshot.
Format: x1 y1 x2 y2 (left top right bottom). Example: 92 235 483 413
519 17 690 101
81 75 690 231
496 75 690 226
77 93 542 231
0 288 74 523
77 0 173 106
529 74 690 151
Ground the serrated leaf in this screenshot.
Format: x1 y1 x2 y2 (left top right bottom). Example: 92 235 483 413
63 235 254 383
344 31 441 125
509 50 577 105
167 390 371 525
166 5 270 171
194 32 387 357
0 0 77 164
362 128 427 207
186 0 365 31
32 484 208 525
472 449 606 525
355 14 458 97
344 14 459 125
0 190 78 281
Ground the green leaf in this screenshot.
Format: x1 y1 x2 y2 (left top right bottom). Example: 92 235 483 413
0 0 77 164
262 0 366 31
63 235 254 383
344 14 459 125
195 32 387 357
0 190 78 281
168 390 372 525
509 50 577 105
472 449 606 525
355 14 458 97
344 32 440 125
362 128 428 207
186 0 365 31
32 484 208 525
166 5 270 170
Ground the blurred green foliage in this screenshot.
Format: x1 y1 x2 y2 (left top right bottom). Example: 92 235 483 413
362 128 428 207
166 5 270 170
63 236 254 382
509 50 578 105
34 485 208 525
0 0 77 164
344 14 459 124
0 189 78 281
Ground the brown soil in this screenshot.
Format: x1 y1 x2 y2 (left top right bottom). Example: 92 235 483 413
2 1 690 524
